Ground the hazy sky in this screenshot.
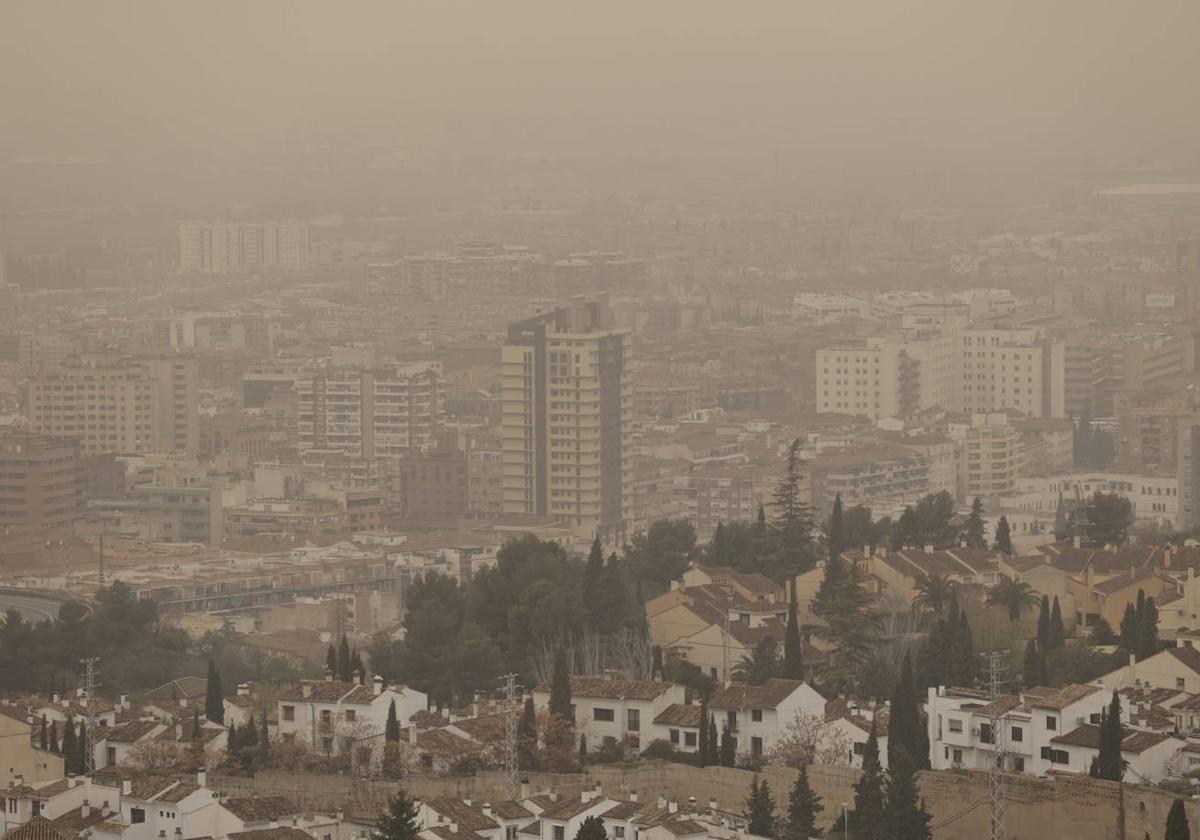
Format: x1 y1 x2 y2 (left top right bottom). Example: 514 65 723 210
3 1 1200 170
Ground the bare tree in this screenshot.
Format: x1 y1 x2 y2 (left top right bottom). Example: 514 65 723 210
767 711 853 768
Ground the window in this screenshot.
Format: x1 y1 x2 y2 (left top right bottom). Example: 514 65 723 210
1011 726 1023 743
282 705 295 722
979 723 993 744
1178 678 1187 690
1013 757 1025 772
669 729 679 745
615 829 625 839
554 827 565 840
8 799 17 814
345 709 357 722
948 718 963 733
1039 747 1069 765
131 809 146 824
627 709 640 732
322 737 334 753
594 708 615 722
952 749 963 764
1045 716 1057 731
684 731 697 747
751 737 764 758
107 746 117 766
751 709 763 723
727 711 737 729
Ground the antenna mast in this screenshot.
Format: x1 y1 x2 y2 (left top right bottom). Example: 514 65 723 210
986 650 1009 840
80 657 100 777
501 673 520 798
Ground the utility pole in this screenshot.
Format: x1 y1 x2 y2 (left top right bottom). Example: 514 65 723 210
80 657 100 777
501 673 520 798
721 614 730 686
986 650 1009 840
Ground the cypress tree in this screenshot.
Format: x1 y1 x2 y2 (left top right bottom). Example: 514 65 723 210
1036 595 1050 650
549 648 573 720
74 720 87 775
243 715 258 747
1095 691 1124 781
257 712 270 767
326 644 338 676
852 722 885 840
192 713 201 740
651 646 664 681
39 715 47 751
518 697 536 741
338 635 353 682
915 712 931 771
888 652 919 771
61 714 77 771
707 714 719 766
1138 597 1159 661
1119 602 1139 652
49 720 59 753
1048 596 1065 650
720 726 735 767
994 516 1013 555
228 721 240 752
578 735 587 756
205 660 225 724
881 746 932 840
781 764 822 840
386 699 401 741
1022 639 1047 688
1165 798 1190 840
352 649 366 683
964 497 987 550
697 698 710 765
947 610 977 686
745 777 776 838
782 591 804 681
582 536 605 629
829 493 846 562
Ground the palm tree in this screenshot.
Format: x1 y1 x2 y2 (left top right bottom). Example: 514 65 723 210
912 572 956 616
731 636 780 685
987 577 1040 622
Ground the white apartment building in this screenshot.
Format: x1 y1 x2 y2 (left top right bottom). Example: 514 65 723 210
792 293 871 322
1003 472 1181 529
297 363 444 458
953 413 1022 505
531 677 684 754
925 683 1184 783
817 323 1064 422
501 296 633 541
276 676 428 758
179 222 309 274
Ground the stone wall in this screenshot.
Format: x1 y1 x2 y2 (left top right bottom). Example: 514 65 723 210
210 764 1199 839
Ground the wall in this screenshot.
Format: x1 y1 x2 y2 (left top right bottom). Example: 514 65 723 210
210 763 1200 839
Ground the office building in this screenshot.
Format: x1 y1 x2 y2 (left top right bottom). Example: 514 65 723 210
296 363 444 459
501 295 633 540
179 222 309 274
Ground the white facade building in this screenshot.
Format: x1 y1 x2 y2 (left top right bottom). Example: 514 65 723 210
276 676 427 758
531 677 685 754
708 678 828 762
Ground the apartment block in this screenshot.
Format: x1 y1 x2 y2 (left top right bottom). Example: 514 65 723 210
297 363 444 458
22 353 199 456
501 295 633 541
179 221 309 274
0 431 79 552
807 444 930 513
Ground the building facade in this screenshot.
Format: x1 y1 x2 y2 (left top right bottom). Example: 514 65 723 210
179 222 309 274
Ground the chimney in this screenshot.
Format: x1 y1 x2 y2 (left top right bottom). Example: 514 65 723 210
373 675 384 697
237 683 251 697
81 801 91 819
463 799 472 807
197 770 207 788
924 544 934 554
862 543 870 558
1191 566 1196 582
336 811 345 823
120 694 129 710
520 780 531 800
668 801 678 815
1165 546 1173 569
581 790 590 803
175 723 183 739
1073 535 1082 549
408 726 418 745
657 796 667 810
324 669 333 682
122 780 132 795
482 804 493 819
1130 565 1136 580
68 777 78 789
302 683 313 699
449 824 458 835
159 832 167 840
629 792 638 803
708 799 718 811
175 830 182 840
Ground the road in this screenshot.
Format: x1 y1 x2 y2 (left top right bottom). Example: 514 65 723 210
0 592 63 623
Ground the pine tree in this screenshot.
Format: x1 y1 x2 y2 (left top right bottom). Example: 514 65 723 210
881 746 932 840
1095 691 1124 781
379 698 398 742
39 715 47 751
1138 597 1159 661
372 789 422 840
852 722 885 840
205 660 225 724
338 635 353 682
888 652 920 772
720 726 735 767
697 698 710 765
61 714 77 771
49 720 58 754
780 764 822 840
574 816 607 840
828 492 846 562
745 777 776 838
1165 798 1190 840
548 648 573 721
1048 596 1065 650
707 714 719 767
1037 595 1051 650
782 591 804 681
965 497 987 550
993 516 1013 555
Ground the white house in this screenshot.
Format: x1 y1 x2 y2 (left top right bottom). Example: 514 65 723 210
276 676 427 758
707 679 828 761
531 677 685 754
1046 725 1185 783
1095 648 1200 695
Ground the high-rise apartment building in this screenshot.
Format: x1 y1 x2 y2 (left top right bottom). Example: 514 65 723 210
0 430 79 553
501 295 633 541
816 317 1064 421
179 222 309 274
22 353 199 455
296 363 444 458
